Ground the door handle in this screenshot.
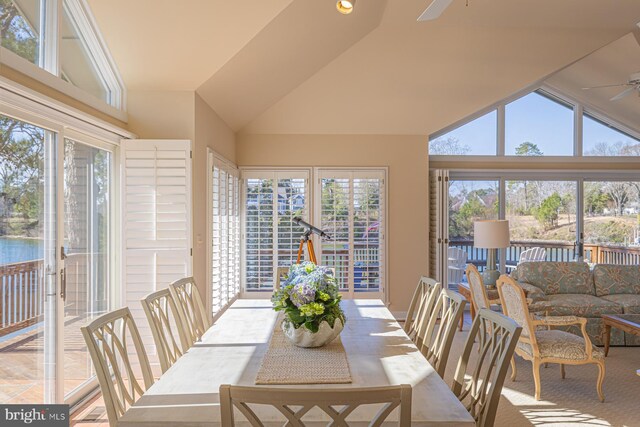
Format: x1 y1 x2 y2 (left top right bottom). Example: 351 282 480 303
60 268 66 301
60 246 67 301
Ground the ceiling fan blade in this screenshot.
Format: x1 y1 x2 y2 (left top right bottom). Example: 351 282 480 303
581 83 629 90
610 87 636 101
417 0 454 21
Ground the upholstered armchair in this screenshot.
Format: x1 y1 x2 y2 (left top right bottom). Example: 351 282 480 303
497 275 606 402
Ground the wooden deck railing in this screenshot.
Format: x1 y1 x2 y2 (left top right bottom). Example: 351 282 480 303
0 259 45 337
450 239 640 267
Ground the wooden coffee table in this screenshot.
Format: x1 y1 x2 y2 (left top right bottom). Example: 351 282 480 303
602 313 640 357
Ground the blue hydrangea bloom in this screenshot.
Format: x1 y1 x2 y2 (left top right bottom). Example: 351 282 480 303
289 283 316 307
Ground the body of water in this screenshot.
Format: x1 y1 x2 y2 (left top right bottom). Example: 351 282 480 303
0 237 43 265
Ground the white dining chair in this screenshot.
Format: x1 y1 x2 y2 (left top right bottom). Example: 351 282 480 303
141 288 190 373
169 277 211 344
219 384 412 426
404 276 442 342
417 289 466 377
81 308 154 427
451 308 522 427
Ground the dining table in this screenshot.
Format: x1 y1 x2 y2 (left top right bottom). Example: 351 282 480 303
117 299 475 426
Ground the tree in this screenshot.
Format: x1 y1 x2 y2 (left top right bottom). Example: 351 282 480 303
534 192 562 229
603 181 630 216
584 184 609 216
514 142 543 211
0 0 38 63
515 141 543 156
429 137 471 155
0 116 44 236
585 141 640 156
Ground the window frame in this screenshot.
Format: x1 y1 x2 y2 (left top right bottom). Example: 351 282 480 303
1 0 126 119
240 167 312 298
207 149 240 320
314 167 388 301
429 84 640 163
0 79 129 406
239 167 389 302
445 168 640 268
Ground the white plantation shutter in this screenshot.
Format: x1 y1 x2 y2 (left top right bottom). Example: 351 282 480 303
242 170 309 292
316 169 386 297
319 174 351 291
429 169 449 287
210 153 240 316
121 139 192 354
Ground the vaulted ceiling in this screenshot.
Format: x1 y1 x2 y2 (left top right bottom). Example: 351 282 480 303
547 32 640 133
87 0 640 135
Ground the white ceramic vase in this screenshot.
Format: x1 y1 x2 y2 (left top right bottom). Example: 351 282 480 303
282 318 344 348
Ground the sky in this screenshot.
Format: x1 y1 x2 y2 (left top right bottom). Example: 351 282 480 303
431 91 639 156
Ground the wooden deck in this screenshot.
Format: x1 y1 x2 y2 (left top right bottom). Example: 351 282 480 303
0 315 95 404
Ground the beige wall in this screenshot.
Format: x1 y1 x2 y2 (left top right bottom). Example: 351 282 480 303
126 90 196 139
237 134 428 313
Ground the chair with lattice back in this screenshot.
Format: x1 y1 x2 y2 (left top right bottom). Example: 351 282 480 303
169 277 211 345
275 267 290 290
81 308 155 427
403 276 442 342
141 288 190 373
417 289 466 377
219 384 412 426
450 308 522 427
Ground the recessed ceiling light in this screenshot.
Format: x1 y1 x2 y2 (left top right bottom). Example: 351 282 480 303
336 0 355 15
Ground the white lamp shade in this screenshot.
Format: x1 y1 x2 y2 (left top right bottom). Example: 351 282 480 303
474 220 510 249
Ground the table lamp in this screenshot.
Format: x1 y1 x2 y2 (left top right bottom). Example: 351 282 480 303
474 220 510 287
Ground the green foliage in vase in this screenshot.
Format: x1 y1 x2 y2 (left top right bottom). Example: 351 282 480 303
271 262 345 333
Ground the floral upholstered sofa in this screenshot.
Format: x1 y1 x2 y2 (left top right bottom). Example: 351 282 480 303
511 262 640 346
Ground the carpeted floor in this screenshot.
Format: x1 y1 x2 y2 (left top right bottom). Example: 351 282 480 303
443 318 640 427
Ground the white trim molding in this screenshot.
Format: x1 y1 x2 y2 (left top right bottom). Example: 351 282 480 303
0 75 134 141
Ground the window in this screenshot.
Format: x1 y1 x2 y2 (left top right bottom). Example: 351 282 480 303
211 154 240 315
505 180 577 262
243 170 309 292
429 110 497 155
317 169 386 295
505 92 573 156
0 0 41 65
431 87 640 159
60 2 108 101
449 180 499 240
0 0 124 109
584 180 640 263
583 114 640 156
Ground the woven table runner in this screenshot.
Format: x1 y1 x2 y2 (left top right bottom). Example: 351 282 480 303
255 315 352 385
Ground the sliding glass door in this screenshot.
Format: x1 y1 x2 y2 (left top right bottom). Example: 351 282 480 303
448 179 499 282
440 171 640 278
0 115 114 405
583 180 640 265
505 180 578 264
0 114 58 404
62 139 112 399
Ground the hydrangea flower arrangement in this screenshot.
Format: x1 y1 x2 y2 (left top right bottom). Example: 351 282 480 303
271 262 345 333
